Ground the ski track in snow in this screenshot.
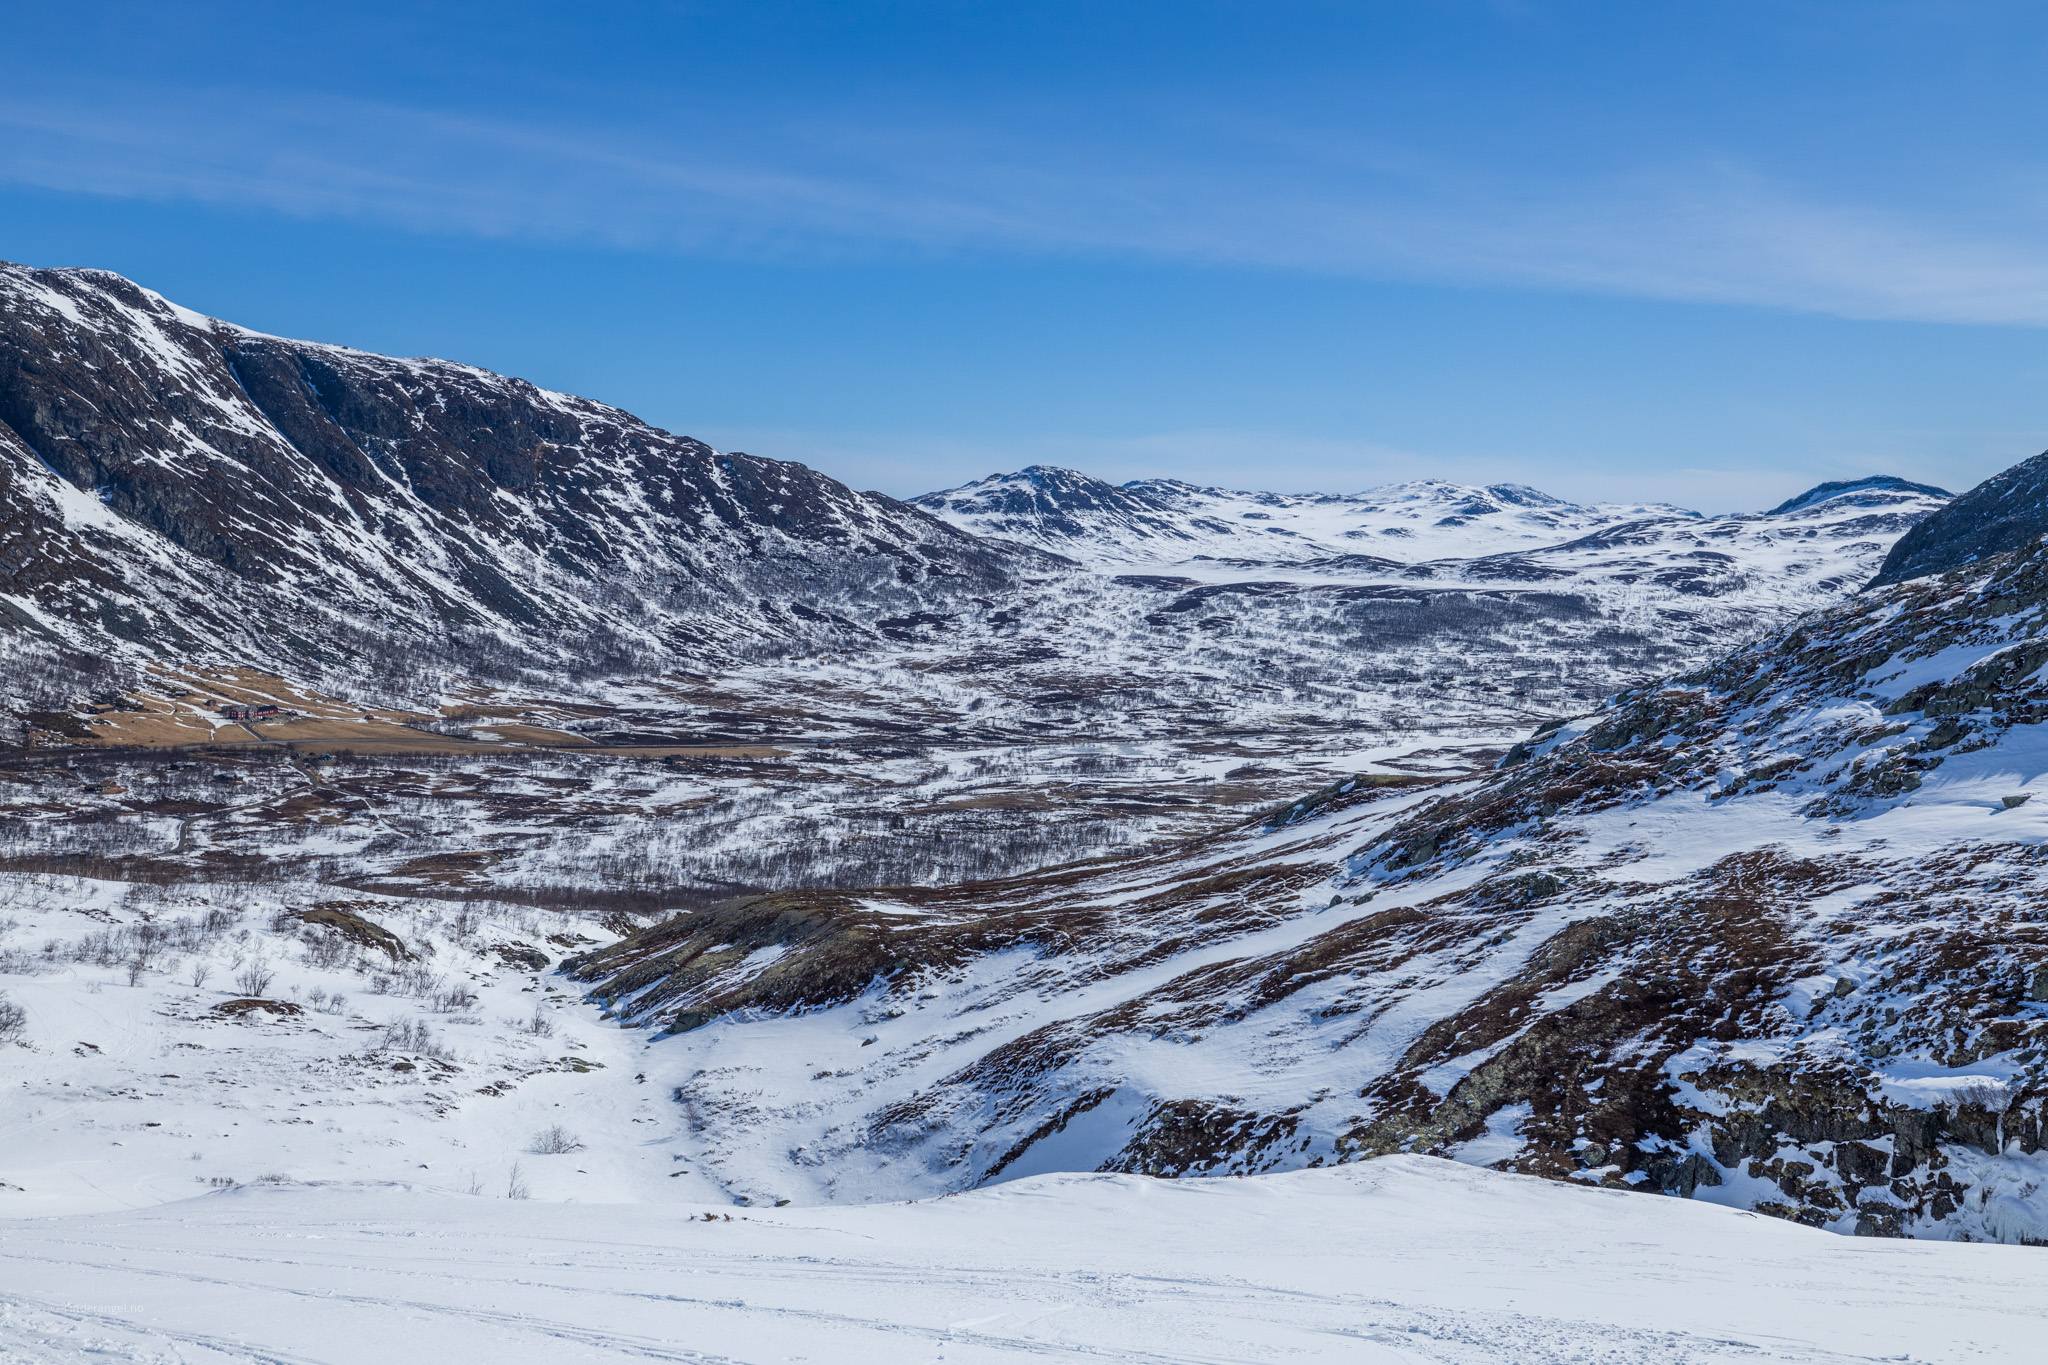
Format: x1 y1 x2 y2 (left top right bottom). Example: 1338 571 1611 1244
3 1157 2040 1363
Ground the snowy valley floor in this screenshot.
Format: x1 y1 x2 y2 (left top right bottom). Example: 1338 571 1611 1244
2 1156 2044 1364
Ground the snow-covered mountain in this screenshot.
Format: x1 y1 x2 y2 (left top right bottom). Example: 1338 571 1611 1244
914 464 1949 568
1418 480 1946 603
913 464 1951 648
0 260 1957 741
898 464 1955 713
0 264 1952 815
912 464 1705 563
0 263 1044 695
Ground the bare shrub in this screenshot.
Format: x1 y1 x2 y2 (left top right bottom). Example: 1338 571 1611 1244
520 1008 556 1038
379 1018 448 1059
234 957 275 998
133 922 167 969
0 994 25 1043
505 1161 530 1200
190 961 213 990
429 984 478 1013
302 933 351 969
397 966 439 998
1953 1083 2011 1111
530 1124 583 1155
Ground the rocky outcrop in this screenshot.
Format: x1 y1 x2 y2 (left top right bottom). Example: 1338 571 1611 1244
1766 475 1950 516
1871 450 2048 585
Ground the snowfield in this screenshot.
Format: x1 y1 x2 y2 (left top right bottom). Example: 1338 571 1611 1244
0 883 693 1218
912 464 1706 563
4 1156 2045 1364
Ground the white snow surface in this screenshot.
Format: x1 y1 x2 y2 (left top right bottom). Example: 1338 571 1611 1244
914 465 1701 563
913 464 1942 578
3 1156 2043 1363
906 467 1951 666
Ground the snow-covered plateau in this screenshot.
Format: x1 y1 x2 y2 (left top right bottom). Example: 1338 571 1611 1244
912 461 1948 578
8 258 2048 1360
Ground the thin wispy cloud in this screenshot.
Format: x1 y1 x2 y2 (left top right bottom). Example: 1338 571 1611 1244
10 84 2048 327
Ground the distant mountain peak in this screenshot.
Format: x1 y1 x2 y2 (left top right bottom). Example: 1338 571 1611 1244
1481 482 1571 509
913 467 1715 566
1767 475 1953 517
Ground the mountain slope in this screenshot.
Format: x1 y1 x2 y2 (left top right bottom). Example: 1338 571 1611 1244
1424 481 1945 612
1766 474 1952 516
899 464 1951 726
0 264 1041 687
564 514 2048 1242
0 267 1949 796
1872 449 2048 585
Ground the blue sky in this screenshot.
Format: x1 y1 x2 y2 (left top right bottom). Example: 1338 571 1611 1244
5 2 2048 509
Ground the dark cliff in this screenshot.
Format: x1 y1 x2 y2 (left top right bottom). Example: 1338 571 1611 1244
1870 451 2048 586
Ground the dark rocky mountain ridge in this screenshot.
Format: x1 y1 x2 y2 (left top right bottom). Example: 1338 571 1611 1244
0 263 1042 694
1872 450 2048 586
1765 475 1952 517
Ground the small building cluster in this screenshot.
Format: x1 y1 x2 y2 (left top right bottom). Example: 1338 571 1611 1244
217 704 292 722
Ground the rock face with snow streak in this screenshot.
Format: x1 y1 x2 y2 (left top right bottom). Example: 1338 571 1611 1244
1765 475 1952 517
1871 451 2048 586
571 511 2048 1242
0 263 1042 679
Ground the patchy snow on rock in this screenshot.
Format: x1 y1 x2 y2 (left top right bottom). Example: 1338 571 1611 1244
538 526 2048 1249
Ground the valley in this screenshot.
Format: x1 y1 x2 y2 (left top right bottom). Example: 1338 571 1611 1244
5 260 2048 1363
